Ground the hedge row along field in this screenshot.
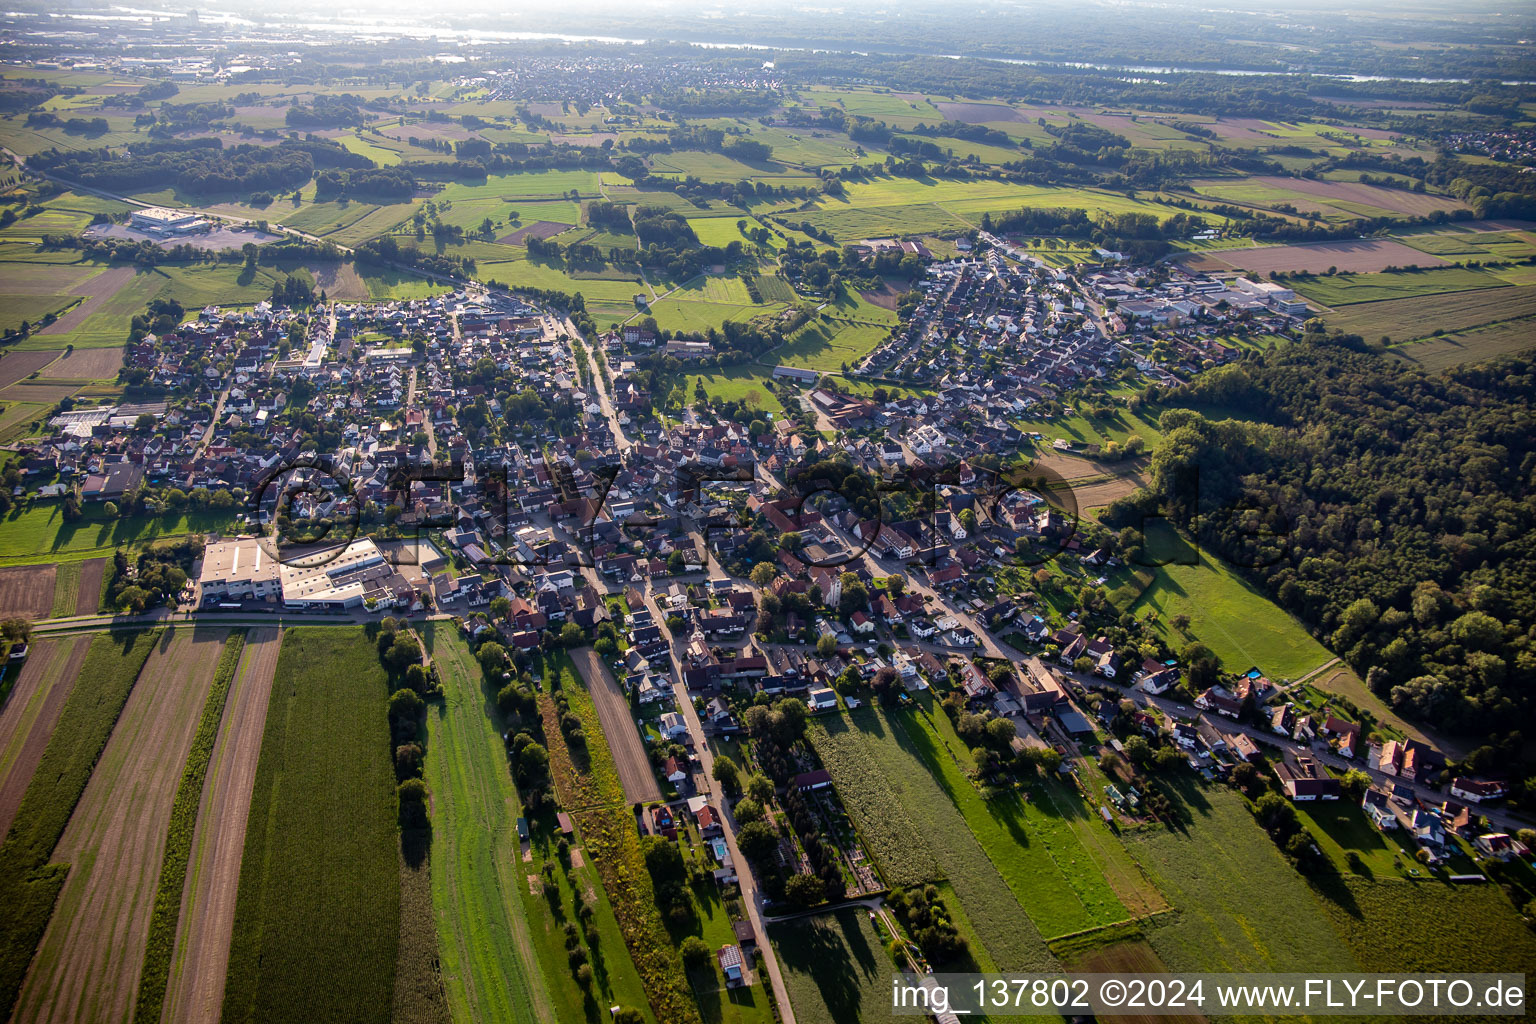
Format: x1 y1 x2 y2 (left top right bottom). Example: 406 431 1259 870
220 627 401 1024
0 628 160 1018
538 656 701 1024
132 630 246 1024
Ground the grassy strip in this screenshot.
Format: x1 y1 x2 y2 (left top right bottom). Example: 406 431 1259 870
421 625 557 1024
891 703 1127 938
0 628 160 1017
48 561 80 618
132 630 246 1024
221 627 400 1024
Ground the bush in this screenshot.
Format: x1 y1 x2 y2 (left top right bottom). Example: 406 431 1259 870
680 936 712 968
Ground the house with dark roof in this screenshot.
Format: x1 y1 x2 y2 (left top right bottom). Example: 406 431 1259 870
1273 755 1340 801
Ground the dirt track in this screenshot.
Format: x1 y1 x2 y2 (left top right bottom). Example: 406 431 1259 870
571 647 660 805
75 558 106 616
0 564 56 619
0 636 89 838
159 628 282 1024
14 628 225 1024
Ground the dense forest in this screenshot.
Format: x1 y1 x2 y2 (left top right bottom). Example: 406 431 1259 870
27 136 374 196
1105 342 1535 775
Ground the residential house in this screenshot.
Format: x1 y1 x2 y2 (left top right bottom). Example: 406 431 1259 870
717 945 744 987
1450 778 1507 804
1273 756 1340 801
1362 787 1397 830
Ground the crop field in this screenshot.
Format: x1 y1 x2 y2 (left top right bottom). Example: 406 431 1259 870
1182 237 1452 276
1130 778 1356 973
1288 266 1510 307
1188 176 1464 220
312 203 421 247
648 150 817 184
0 401 44 442
337 133 403 165
159 628 282 1024
221 627 400 1024
0 628 160 1019
808 714 944 887
0 563 55 619
811 705 1057 970
26 264 140 346
475 252 644 306
47 562 78 618
1319 876 1536 973
73 557 105 615
796 201 972 240
15 628 227 1024
438 170 613 204
896 133 1023 165
1320 284 1536 341
420 625 552 1024
1 261 306 352
38 345 123 380
0 293 81 334
1392 316 1536 369
0 349 63 389
1397 226 1536 262
814 179 1200 232
0 636 90 838
735 123 869 169
1120 521 1343 681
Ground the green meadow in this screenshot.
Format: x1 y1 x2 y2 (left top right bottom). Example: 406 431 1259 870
1117 520 1336 680
420 625 553 1024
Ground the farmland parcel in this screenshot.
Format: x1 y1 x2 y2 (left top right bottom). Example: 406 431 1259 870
14 627 228 1024
160 628 283 1024
221 627 400 1024
0 629 160 1019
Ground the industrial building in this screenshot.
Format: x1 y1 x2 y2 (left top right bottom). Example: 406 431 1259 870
129 206 210 236
199 535 419 610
